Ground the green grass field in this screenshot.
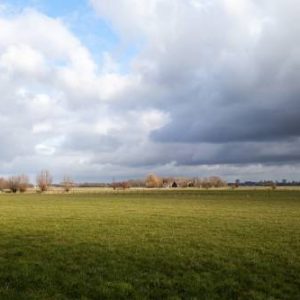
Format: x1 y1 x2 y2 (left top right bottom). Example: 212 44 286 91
0 190 299 299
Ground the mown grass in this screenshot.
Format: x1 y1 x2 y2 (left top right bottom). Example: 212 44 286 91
0 190 299 299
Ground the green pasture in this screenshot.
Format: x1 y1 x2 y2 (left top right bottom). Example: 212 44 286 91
0 190 299 299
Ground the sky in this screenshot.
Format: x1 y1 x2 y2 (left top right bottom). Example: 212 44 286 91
0 0 300 183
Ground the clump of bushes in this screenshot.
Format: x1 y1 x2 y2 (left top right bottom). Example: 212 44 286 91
61 176 74 192
36 170 52 192
145 174 163 188
112 181 130 190
0 175 30 193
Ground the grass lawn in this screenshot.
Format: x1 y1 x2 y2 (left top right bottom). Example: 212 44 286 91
0 190 299 299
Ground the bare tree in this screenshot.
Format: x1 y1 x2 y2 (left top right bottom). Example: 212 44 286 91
192 177 202 188
19 175 29 193
111 181 130 190
145 173 162 188
201 178 212 189
0 178 7 191
7 176 20 193
61 176 74 192
128 179 145 188
121 181 130 190
208 176 227 188
265 181 277 190
37 170 52 192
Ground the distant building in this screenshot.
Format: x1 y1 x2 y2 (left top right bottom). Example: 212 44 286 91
172 182 178 188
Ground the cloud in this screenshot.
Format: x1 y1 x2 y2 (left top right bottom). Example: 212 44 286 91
0 1 300 181
0 7 166 180
91 1 300 166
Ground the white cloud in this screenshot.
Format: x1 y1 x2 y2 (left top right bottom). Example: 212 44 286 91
140 110 170 132
0 44 46 76
35 144 56 156
32 122 53 134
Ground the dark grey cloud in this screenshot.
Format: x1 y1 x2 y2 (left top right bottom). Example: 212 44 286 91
108 2 298 165
151 96 300 144
63 131 122 153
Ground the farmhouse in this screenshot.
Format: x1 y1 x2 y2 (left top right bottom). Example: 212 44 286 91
172 182 178 188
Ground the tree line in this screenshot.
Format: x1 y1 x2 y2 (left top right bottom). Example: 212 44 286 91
109 174 227 190
0 170 74 193
0 171 227 193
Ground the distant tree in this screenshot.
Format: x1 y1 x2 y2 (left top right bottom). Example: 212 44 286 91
0 178 7 191
161 177 175 188
37 170 52 192
176 177 189 188
19 175 29 193
208 176 227 188
121 181 130 190
112 181 130 190
128 179 146 188
61 176 74 192
192 177 202 188
201 178 212 189
112 181 117 190
145 173 162 188
188 181 195 187
267 181 277 190
234 179 240 189
7 176 20 193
